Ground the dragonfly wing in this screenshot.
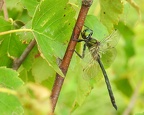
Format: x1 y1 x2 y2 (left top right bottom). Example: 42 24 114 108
82 59 100 80
99 30 118 68
79 49 101 81
76 49 99 80
100 48 117 68
100 30 119 50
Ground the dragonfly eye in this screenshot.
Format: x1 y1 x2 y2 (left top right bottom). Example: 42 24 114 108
82 28 93 39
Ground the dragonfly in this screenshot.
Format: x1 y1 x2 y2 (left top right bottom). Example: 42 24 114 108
75 26 118 110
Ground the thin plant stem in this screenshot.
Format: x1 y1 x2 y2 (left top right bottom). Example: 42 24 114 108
0 29 32 36
2 0 8 20
12 39 36 70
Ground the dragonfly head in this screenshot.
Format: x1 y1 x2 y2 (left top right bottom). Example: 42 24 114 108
81 28 93 40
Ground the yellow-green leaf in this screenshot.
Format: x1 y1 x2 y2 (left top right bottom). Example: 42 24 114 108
100 0 123 32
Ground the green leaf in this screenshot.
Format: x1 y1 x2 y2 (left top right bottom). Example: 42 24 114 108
22 45 39 71
0 67 24 89
0 18 28 68
0 17 12 40
0 67 24 115
84 15 108 40
0 93 24 115
116 22 135 59
100 0 123 32
19 68 35 82
115 77 133 97
5 0 23 20
0 38 12 67
0 33 27 67
8 34 27 57
21 0 39 16
76 74 92 105
70 60 96 112
5 0 23 11
41 76 55 90
32 57 55 83
32 0 76 77
18 22 34 42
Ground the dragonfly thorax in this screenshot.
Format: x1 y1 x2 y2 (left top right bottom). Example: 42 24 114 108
88 40 100 60
86 38 99 48
81 28 101 60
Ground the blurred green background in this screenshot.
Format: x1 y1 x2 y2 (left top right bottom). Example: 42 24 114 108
0 0 144 115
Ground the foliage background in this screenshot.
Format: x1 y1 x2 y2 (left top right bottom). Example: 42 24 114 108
0 0 144 115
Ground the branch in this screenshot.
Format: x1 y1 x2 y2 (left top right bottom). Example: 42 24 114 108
12 39 36 70
123 81 142 115
3 0 8 20
50 0 93 113
0 0 4 10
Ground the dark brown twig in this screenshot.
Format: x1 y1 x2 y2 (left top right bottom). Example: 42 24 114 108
12 39 36 70
50 0 93 113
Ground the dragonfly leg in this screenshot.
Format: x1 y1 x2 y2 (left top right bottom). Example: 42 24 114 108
73 39 86 42
75 43 86 59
